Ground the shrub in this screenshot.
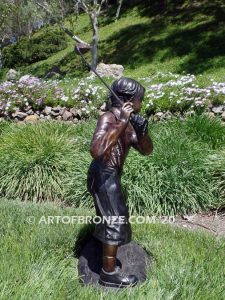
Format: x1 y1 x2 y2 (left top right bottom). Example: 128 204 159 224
139 73 225 115
205 149 225 200
122 117 222 215
0 116 223 215
2 28 68 68
0 122 76 202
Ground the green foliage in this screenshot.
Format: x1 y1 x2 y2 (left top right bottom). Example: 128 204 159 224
184 114 225 149
0 115 223 215
205 149 225 200
2 27 68 68
1 0 224 80
123 117 222 215
0 121 77 202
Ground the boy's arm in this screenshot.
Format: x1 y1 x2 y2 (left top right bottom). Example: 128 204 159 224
132 133 153 156
90 112 129 159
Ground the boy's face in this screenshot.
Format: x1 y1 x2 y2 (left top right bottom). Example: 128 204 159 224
131 97 143 113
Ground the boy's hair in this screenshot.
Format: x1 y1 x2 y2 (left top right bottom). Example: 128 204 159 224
108 77 145 108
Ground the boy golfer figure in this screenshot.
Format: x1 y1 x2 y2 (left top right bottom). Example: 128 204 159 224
87 77 153 288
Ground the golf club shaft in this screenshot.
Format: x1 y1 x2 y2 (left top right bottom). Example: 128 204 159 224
76 47 135 118
77 48 122 103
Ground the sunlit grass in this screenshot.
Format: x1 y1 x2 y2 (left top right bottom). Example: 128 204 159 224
0 198 224 299
0 114 224 215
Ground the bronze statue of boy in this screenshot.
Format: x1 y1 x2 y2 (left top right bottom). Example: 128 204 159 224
87 77 153 288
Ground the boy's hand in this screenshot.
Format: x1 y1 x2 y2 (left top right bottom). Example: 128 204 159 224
130 114 149 137
119 102 135 122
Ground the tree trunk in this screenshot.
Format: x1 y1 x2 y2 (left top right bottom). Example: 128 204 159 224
90 12 98 71
115 0 123 20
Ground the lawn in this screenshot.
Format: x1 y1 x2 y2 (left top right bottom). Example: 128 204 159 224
0 198 224 300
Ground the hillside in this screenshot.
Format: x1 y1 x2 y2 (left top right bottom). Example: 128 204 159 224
1 1 225 81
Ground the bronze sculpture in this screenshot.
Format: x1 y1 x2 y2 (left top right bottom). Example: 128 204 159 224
87 77 153 288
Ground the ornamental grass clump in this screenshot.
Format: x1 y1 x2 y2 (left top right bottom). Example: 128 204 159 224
123 117 222 215
0 121 76 202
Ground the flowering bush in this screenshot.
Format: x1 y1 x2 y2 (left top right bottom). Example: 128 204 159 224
0 72 224 120
71 77 107 117
0 75 68 115
139 72 225 114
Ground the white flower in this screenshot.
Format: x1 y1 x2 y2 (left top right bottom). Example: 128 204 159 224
61 95 68 102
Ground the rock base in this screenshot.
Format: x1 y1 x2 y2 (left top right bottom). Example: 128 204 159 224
78 236 153 288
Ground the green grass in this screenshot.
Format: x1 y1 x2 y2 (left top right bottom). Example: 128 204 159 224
1 1 224 81
123 115 224 215
0 114 224 215
0 198 224 300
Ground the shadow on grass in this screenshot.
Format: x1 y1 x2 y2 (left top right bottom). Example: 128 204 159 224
99 0 225 74
73 223 95 258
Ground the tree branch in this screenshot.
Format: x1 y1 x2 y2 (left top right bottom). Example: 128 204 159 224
62 26 90 46
35 1 52 15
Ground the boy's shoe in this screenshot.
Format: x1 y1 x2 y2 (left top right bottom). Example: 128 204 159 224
99 266 138 288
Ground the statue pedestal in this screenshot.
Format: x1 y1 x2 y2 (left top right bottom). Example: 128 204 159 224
78 236 153 288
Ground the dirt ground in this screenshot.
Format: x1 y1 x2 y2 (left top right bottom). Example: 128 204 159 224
170 211 225 237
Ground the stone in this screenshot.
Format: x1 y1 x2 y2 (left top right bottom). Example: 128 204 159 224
78 237 153 288
24 115 39 123
26 109 34 115
62 110 73 121
185 110 195 117
6 69 18 81
73 118 79 124
100 102 107 112
24 105 32 112
212 106 224 115
12 111 27 119
94 63 124 79
208 102 213 109
70 108 82 119
46 115 52 120
44 106 52 115
222 111 225 121
14 117 20 123
163 110 173 120
208 112 216 118
52 105 62 113
19 75 40 85
56 116 62 121
59 107 67 116
153 112 164 121
50 110 60 117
